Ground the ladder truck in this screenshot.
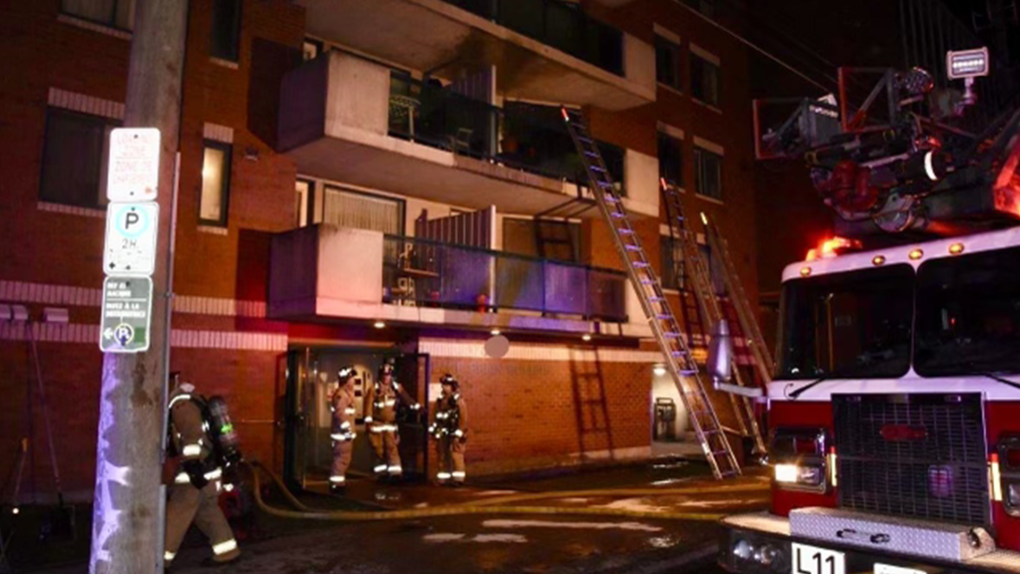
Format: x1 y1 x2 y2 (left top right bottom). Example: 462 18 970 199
719 47 1020 574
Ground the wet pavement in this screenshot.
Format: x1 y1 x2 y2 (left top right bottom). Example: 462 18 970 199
29 458 768 574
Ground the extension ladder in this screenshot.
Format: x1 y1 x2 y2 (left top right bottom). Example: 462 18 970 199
562 107 740 479
660 180 766 455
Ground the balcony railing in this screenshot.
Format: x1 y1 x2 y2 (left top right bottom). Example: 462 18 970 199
444 0 624 76
388 74 625 190
382 234 628 322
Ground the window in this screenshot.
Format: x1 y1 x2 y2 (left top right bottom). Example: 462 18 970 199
210 0 242 62
200 141 232 226
699 244 725 295
61 0 135 30
302 38 324 62
778 265 915 380
915 246 1020 376
39 108 118 209
691 53 721 107
660 235 684 290
694 146 723 201
322 187 404 235
655 35 682 91
657 131 683 187
503 218 582 263
683 0 717 17
295 180 313 227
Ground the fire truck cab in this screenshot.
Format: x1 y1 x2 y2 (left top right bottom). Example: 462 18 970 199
720 226 1020 574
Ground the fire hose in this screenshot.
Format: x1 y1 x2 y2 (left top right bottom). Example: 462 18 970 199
244 461 768 522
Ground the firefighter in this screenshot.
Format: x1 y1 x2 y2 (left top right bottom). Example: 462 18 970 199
364 362 420 480
429 373 468 487
163 373 240 567
329 366 357 494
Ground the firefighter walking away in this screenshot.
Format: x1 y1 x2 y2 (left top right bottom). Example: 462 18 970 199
429 373 468 487
364 362 420 481
329 366 357 494
163 372 241 568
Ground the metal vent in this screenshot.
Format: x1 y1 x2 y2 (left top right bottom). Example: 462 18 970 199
834 393 989 526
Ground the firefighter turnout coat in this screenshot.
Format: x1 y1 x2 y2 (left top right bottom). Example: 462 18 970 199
430 391 468 483
330 384 357 486
364 380 419 476
164 389 240 565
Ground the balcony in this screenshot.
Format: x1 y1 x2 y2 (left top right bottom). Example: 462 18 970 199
279 51 660 217
296 0 655 111
268 225 636 334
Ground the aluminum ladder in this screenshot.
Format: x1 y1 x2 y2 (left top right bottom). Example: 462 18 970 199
562 107 740 479
660 180 767 456
704 219 776 385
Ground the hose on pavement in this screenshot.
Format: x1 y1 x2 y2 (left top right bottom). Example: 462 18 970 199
245 461 767 523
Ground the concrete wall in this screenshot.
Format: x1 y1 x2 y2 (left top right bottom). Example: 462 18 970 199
325 51 390 137
624 32 656 97
316 226 384 304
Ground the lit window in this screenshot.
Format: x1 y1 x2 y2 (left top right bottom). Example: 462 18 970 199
295 180 312 227
200 141 231 227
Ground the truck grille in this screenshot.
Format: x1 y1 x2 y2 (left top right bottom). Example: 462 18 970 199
833 393 988 526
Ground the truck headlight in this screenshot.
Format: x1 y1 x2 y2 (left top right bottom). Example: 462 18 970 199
770 427 830 493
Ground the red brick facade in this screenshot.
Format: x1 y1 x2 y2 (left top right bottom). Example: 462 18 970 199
0 0 762 502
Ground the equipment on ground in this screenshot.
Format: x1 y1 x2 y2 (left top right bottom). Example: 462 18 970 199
561 107 741 480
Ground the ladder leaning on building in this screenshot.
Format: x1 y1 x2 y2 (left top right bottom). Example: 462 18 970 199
561 107 742 480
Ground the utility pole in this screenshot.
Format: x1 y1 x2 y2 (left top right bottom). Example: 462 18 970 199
88 1 188 572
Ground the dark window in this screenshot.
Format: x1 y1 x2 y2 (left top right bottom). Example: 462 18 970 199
200 140 232 227
210 0 242 62
39 108 118 209
658 131 683 187
694 146 723 201
503 218 581 263
655 35 682 91
660 235 684 290
915 246 1020 376
778 265 915 380
699 244 725 295
691 53 721 107
61 0 134 30
683 0 717 18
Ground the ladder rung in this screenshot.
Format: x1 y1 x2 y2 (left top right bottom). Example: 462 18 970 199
610 212 625 218
633 262 650 268
583 151 599 157
710 449 730 456
624 245 641 251
617 228 634 235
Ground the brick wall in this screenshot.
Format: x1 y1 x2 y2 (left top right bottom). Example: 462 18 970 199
428 352 653 476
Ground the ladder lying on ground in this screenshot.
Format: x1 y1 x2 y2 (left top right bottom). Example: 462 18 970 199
562 107 740 479
660 181 766 456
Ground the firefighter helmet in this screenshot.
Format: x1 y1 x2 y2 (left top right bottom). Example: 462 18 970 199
439 373 459 390
338 366 356 383
378 362 394 379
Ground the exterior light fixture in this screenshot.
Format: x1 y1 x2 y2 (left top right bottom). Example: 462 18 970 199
872 255 886 266
490 329 501 336
373 321 386 329
582 334 592 342
909 249 924 261
948 243 965 255
653 365 667 376
800 267 812 277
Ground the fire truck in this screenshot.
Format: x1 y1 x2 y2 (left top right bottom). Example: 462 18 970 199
718 49 1020 573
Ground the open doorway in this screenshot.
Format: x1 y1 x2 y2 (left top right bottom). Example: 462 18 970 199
649 368 703 457
284 348 430 492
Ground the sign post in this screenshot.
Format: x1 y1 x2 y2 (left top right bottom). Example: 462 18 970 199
99 128 160 352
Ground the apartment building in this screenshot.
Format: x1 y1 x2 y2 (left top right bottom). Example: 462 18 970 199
0 0 759 501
